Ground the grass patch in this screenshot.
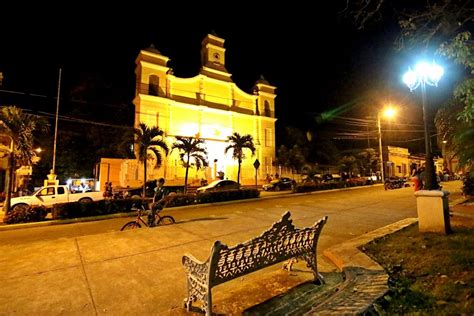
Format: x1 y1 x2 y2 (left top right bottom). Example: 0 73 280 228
362 223 474 315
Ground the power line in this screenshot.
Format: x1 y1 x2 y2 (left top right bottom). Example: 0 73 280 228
0 80 258 109
23 109 133 130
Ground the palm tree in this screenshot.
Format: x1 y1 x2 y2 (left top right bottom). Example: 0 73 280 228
225 132 256 184
172 136 208 193
0 106 48 214
134 123 169 197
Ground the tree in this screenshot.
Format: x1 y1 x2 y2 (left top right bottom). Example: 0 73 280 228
435 102 474 173
276 145 306 178
134 123 169 197
172 136 208 193
354 148 379 175
338 155 358 175
437 31 474 123
308 139 341 165
345 0 474 177
0 106 47 213
30 74 136 184
225 132 256 184
280 126 341 166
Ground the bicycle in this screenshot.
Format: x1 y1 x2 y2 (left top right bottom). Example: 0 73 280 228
120 202 175 230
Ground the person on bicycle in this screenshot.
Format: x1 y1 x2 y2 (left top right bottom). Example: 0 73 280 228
149 178 168 227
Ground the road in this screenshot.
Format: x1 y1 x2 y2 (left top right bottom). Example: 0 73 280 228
0 184 418 247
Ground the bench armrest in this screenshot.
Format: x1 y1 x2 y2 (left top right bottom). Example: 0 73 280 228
182 254 210 285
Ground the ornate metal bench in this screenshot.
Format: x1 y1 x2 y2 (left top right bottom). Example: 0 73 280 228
182 211 328 315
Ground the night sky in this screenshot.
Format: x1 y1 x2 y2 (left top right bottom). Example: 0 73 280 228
0 3 455 153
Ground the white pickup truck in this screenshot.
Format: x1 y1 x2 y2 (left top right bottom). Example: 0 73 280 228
10 185 104 212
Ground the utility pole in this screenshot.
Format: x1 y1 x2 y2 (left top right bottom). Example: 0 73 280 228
377 113 385 182
45 69 61 186
52 68 62 174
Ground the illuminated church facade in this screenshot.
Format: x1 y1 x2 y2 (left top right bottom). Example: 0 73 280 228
108 34 277 187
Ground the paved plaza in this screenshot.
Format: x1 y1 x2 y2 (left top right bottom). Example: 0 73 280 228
0 182 467 314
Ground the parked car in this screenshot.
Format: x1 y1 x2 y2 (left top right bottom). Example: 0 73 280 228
262 177 293 191
302 175 322 184
196 179 240 193
10 185 104 212
321 174 342 183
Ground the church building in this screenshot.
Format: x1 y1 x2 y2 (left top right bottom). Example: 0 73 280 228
104 33 277 187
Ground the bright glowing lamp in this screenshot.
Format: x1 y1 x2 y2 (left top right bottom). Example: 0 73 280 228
403 61 444 91
383 107 396 119
403 61 444 190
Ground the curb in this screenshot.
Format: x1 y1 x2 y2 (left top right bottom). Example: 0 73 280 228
449 197 469 208
323 218 418 271
318 217 418 314
0 183 384 231
0 211 138 231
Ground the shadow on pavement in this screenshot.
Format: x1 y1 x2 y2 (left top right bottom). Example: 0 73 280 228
174 217 228 225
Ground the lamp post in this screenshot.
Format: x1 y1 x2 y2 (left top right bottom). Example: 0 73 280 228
403 61 443 190
377 107 396 182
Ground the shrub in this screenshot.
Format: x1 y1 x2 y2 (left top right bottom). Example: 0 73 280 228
4 205 48 224
162 193 196 207
462 176 474 196
51 198 149 219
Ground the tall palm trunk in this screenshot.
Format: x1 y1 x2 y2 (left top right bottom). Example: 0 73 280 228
184 155 190 194
3 154 14 214
143 158 147 197
237 158 242 184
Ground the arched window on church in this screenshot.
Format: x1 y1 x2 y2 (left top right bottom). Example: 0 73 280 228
264 101 271 117
149 75 159 96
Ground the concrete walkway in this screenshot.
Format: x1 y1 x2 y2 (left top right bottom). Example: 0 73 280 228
0 211 334 314
0 181 466 314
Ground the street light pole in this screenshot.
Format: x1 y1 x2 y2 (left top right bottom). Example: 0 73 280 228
376 107 396 183
403 61 443 190
420 83 431 158
377 113 385 182
420 81 439 190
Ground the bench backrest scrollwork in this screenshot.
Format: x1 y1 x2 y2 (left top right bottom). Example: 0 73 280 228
208 211 328 287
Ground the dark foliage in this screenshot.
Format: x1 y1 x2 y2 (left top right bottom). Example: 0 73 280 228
462 175 474 196
4 205 48 224
51 198 148 219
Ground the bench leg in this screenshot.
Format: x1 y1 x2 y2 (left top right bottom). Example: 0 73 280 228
183 298 191 311
282 258 298 271
302 253 325 284
204 289 212 316
314 271 325 285
184 278 194 311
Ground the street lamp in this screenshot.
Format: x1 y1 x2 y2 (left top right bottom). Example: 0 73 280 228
377 107 397 182
403 61 443 190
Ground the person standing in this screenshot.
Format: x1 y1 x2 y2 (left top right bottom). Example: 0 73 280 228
149 178 168 227
411 168 423 191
